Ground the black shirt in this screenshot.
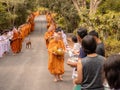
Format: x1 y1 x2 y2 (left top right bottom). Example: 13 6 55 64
96 42 105 57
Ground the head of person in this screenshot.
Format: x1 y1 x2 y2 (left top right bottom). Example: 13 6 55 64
72 35 78 43
48 12 51 15
103 54 120 89
55 27 62 37
82 35 97 54
89 30 99 41
54 33 60 41
48 25 53 32
77 28 87 42
3 30 8 35
13 28 17 32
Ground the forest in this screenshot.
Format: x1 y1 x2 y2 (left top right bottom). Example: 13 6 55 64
0 0 120 56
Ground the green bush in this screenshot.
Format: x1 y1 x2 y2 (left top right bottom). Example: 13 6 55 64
105 38 120 57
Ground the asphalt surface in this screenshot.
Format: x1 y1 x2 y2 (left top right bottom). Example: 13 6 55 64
0 15 73 90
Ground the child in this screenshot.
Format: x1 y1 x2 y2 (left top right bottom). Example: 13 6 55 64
67 36 81 79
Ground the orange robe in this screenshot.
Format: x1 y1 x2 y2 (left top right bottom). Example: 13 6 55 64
24 23 30 36
28 23 31 34
18 31 23 52
28 14 34 32
11 31 19 53
34 11 39 17
44 31 53 48
48 39 65 75
20 26 25 41
46 14 53 25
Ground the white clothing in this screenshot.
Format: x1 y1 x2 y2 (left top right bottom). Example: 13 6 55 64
61 31 68 46
72 67 78 79
0 36 5 57
73 43 81 52
1 35 10 53
7 31 13 40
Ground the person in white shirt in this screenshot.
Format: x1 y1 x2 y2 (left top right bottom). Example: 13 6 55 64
61 30 68 47
1 31 10 53
0 35 4 58
67 35 81 79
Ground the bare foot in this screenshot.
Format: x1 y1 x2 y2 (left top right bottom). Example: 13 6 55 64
59 77 63 81
54 78 58 82
13 53 16 56
58 75 63 81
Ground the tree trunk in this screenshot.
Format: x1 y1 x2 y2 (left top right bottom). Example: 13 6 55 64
72 0 81 13
89 0 102 15
81 0 86 9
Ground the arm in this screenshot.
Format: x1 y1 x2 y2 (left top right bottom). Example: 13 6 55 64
73 60 83 84
67 59 77 67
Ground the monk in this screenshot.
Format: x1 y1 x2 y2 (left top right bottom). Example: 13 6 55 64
27 14 34 32
48 33 65 82
19 25 25 41
17 29 23 53
27 22 31 34
46 13 53 26
10 27 19 55
44 25 54 48
34 11 39 17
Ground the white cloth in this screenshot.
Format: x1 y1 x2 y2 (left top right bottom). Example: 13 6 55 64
1 35 10 53
0 36 5 57
73 43 81 52
72 67 78 79
61 31 68 46
7 31 13 40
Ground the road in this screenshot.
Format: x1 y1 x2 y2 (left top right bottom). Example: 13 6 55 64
0 15 73 90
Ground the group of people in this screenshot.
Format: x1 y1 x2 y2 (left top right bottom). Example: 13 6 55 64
68 29 120 90
45 13 120 90
0 11 39 58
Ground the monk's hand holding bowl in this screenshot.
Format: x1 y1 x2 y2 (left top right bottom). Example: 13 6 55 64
52 51 57 55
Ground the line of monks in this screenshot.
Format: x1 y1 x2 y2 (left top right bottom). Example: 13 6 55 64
0 11 39 57
44 13 66 82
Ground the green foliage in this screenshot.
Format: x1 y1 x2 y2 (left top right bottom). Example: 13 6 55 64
0 2 10 30
38 0 80 32
105 38 120 57
99 0 120 13
77 11 120 41
0 0 39 30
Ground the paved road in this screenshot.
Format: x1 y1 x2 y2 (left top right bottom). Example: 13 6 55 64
0 15 73 90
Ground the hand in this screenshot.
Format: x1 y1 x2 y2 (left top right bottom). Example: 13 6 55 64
73 79 77 85
64 50 67 53
73 51 79 55
67 59 77 67
53 52 57 55
66 60 71 65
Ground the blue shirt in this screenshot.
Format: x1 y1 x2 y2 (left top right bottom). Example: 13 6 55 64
79 47 87 58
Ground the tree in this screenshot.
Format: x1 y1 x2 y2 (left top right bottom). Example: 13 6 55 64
0 0 39 30
89 0 102 15
71 0 102 15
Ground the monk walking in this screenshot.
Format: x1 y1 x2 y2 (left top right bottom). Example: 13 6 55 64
10 27 19 55
17 30 23 53
48 33 65 82
44 25 54 48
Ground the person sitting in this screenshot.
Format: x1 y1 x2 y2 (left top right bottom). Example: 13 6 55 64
103 54 120 90
73 35 105 90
